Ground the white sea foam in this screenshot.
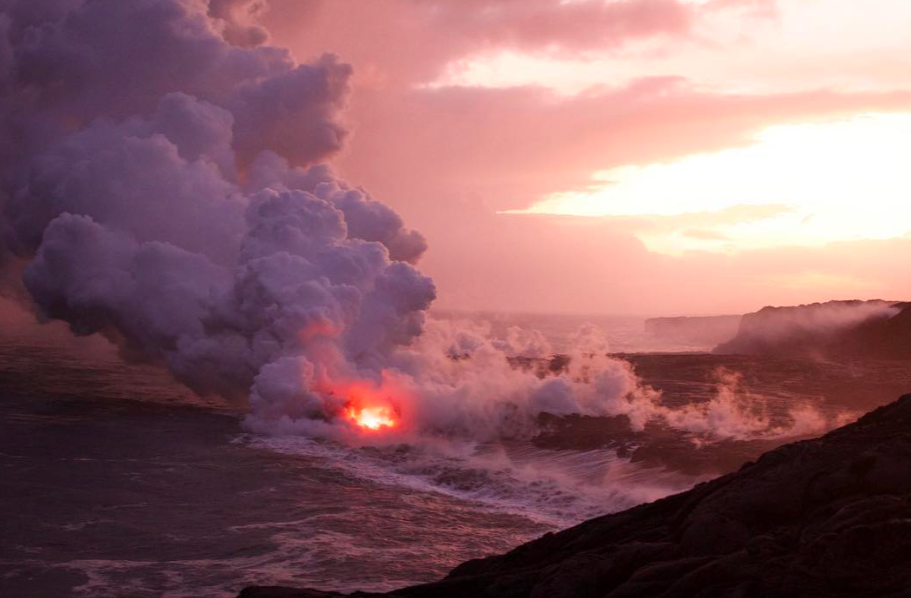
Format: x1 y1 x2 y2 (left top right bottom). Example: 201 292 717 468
245 434 698 528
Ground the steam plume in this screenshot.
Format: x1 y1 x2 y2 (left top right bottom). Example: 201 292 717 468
0 0 435 431
0 0 841 444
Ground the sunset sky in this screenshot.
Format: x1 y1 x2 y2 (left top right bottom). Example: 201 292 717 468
262 0 911 316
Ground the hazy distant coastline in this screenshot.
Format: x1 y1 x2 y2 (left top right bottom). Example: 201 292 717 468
644 315 742 347
715 299 910 359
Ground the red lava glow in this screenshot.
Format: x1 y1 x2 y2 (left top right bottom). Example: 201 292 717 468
346 404 398 430
320 376 407 433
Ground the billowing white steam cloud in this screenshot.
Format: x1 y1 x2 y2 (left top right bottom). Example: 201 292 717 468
0 0 831 444
0 0 435 428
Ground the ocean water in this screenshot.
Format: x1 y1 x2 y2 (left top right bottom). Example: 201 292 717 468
432 310 713 353
2 309 909 597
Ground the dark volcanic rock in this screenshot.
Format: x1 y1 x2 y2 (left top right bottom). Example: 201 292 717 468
240 394 911 598
839 301 911 359
715 300 910 359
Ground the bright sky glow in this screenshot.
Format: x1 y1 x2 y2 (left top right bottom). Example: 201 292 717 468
509 113 911 255
275 0 911 311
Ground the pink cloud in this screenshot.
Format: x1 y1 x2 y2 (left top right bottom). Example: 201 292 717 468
339 81 911 215
263 0 776 84
254 0 911 315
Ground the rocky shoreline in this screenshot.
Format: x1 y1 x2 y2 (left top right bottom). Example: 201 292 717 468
239 393 911 598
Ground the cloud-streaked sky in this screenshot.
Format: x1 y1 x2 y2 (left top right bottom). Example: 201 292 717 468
264 0 911 315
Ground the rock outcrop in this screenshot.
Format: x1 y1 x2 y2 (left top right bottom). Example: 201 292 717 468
714 300 909 359
239 393 911 598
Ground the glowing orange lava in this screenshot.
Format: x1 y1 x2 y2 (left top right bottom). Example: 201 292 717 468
323 377 407 432
346 404 398 431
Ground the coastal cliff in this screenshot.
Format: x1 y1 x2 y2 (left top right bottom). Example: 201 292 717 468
715 300 910 359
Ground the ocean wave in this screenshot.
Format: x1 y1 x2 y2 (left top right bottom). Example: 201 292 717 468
244 434 698 528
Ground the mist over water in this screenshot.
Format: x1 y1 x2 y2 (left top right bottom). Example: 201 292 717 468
0 0 851 458
0 0 726 450
6 305 911 596
433 310 710 354
0 310 682 597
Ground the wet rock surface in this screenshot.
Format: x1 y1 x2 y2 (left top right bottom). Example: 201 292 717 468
240 393 911 598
